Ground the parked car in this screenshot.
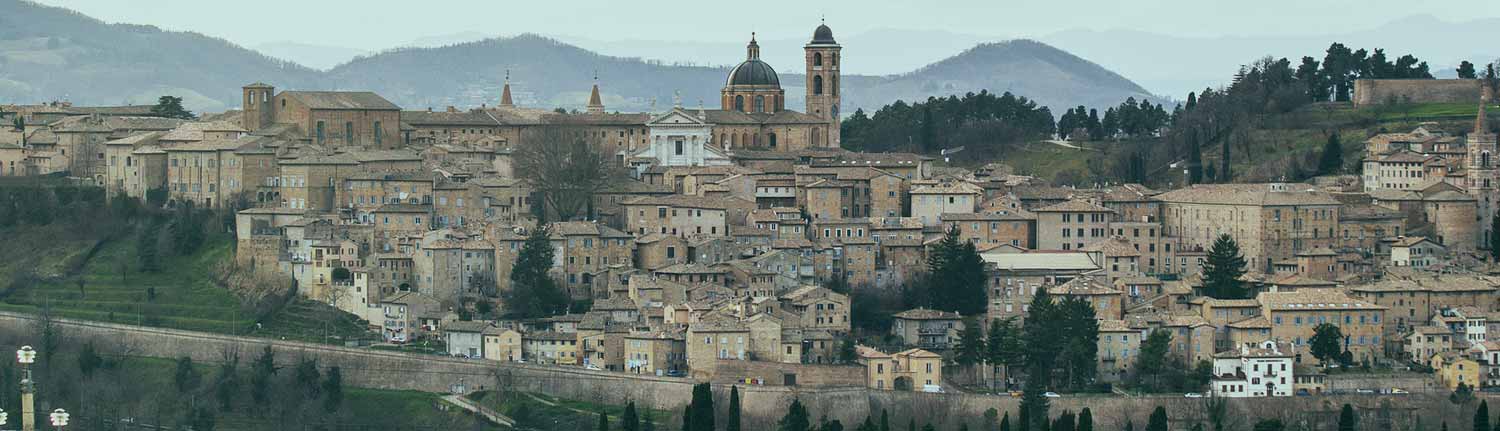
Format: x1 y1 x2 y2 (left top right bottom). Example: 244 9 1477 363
1184 393 1204 398
1043 392 1061 398
665 369 686 377
585 364 602 371
922 385 944 393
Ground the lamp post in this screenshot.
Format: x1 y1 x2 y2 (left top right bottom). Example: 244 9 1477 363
16 346 35 431
46 409 65 431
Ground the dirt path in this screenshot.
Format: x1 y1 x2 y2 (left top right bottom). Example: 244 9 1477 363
443 394 515 427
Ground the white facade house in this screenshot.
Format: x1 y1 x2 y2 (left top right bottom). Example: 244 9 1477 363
632 105 730 174
1389 236 1445 269
1210 340 1295 398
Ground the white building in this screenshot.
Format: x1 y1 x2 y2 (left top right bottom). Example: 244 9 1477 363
1389 236 1445 269
1210 340 1294 398
631 104 730 175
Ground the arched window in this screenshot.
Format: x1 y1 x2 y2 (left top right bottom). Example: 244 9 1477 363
754 96 765 113
742 133 750 147
720 133 728 146
734 95 744 112
752 133 760 147
1484 151 1492 168
769 132 778 148
731 133 738 147
814 53 823 66
813 76 824 95
831 53 838 66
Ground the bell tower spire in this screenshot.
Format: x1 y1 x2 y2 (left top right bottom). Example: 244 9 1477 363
586 71 605 114
499 69 514 108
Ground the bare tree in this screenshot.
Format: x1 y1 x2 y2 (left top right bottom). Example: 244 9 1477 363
514 121 623 222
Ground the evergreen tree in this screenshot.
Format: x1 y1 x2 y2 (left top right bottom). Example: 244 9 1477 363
1475 400 1489 431
1202 234 1248 299
136 219 162 272
250 346 276 405
150 95 196 119
174 356 200 395
1319 132 1344 175
881 410 890 431
1125 420 1134 431
1490 209 1500 262
1338 404 1356 431
507 225 570 317
988 318 1022 387
322 366 343 413
214 354 240 411
1078 408 1093 431
1060 297 1100 389
1146 407 1168 431
780 398 811 431
858 416 877 431
919 104 936 154
1133 330 1173 391
624 401 640 431
1188 131 1204 184
1309 323 1345 365
1001 413 1011 431
1459 61 1478 79
728 386 742 431
956 315 987 369
600 410 610 431
1053 410 1076 431
982 409 1000 431
688 383 715 431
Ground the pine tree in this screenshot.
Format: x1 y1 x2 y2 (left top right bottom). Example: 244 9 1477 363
1202 234 1248 299
1146 407 1168 431
624 401 640 431
728 386 742 431
1319 132 1344 175
1459 61 1479 79
150 95 196 119
1309 323 1345 365
1078 408 1093 431
1338 404 1356 431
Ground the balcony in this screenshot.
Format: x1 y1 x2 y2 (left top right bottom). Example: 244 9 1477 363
917 327 950 335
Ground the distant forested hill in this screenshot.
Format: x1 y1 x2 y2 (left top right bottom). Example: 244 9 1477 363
0 0 1159 116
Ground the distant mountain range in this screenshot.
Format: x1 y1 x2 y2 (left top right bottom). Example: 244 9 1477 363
0 0 1156 116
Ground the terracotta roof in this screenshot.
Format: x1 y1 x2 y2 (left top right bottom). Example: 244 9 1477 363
1034 199 1115 213
283 91 400 110
1155 183 1339 206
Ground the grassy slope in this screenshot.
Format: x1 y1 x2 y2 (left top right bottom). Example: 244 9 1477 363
78 356 494 431
985 101 1500 185
467 390 672 431
0 223 374 344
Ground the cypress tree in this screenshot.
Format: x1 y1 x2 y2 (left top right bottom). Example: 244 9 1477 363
1146 407 1168 431
599 410 610 431
881 410 890 431
623 401 640 431
1001 413 1011 431
1339 404 1356 431
728 386 742 431
1490 210 1500 262
1078 408 1093 431
1475 400 1489 431
1319 132 1344 175
689 383 714 431
779 398 810 431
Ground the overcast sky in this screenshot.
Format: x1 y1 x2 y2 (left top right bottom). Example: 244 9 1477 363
31 0 1500 50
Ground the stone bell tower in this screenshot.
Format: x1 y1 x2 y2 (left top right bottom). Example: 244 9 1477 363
805 20 841 148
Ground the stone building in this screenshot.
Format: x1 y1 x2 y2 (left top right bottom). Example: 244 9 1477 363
910 180 981 227
1034 199 1114 251
890 308 963 350
241 83 403 149
1157 183 1341 274
858 346 943 391
1258 290 1386 365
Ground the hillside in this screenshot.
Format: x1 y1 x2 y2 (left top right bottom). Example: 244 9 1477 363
0 1 1159 116
0 0 324 112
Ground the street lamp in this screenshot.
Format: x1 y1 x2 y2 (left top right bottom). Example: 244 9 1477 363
16 346 35 431
47 409 66 430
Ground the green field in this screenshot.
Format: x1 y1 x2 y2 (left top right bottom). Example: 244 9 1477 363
0 223 375 344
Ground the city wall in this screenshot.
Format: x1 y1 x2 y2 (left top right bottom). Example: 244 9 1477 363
0 311 1478 429
1353 79 1482 107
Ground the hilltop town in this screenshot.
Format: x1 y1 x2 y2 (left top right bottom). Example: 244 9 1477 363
7 19 1500 431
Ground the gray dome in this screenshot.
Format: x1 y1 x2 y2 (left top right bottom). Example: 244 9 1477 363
727 59 780 87
812 24 836 44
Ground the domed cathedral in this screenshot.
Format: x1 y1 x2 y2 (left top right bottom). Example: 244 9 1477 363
721 34 786 113
707 24 841 152
804 21 842 147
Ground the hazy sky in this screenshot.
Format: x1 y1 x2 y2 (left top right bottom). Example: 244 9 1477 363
31 0 1500 50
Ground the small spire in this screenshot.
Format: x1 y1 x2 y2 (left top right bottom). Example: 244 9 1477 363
746 33 761 60
586 72 604 114
673 90 682 109
499 69 514 108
